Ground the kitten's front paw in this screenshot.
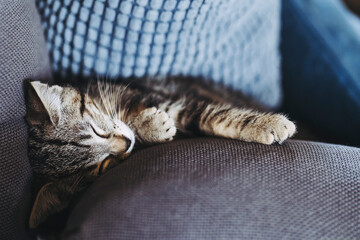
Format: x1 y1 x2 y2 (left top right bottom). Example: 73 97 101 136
252 114 296 145
134 107 176 144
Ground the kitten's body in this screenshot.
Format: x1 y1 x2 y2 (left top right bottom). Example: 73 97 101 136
25 76 296 228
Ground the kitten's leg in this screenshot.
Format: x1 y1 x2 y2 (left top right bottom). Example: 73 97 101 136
201 106 297 144
162 99 296 145
128 107 177 144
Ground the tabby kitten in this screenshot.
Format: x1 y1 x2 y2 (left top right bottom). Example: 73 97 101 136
25 77 296 228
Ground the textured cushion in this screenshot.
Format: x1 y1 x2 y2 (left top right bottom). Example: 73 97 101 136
281 0 360 145
0 1 52 239
36 0 282 108
63 138 360 239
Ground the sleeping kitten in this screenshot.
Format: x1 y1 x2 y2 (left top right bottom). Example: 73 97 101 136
25 77 296 228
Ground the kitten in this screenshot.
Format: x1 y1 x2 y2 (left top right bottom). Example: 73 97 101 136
24 77 296 228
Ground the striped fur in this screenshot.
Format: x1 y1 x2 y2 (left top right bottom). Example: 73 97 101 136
25 76 296 228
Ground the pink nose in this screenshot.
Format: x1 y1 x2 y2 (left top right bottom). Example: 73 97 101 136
109 136 132 155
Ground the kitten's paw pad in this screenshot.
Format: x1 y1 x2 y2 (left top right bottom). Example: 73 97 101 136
253 115 296 145
136 107 176 143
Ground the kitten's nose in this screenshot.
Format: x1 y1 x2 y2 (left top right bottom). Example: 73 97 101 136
124 137 132 152
109 136 133 155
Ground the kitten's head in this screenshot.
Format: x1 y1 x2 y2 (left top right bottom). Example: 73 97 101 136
24 80 135 177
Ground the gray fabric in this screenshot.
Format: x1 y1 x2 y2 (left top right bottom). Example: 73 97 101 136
63 138 360 239
0 119 32 239
0 1 52 239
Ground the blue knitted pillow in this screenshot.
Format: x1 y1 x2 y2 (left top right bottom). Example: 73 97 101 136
36 0 282 108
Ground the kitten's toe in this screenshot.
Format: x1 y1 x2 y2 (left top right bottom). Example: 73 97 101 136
255 131 275 145
163 116 175 128
280 121 296 143
165 126 177 141
249 114 296 145
142 107 157 116
268 115 296 144
157 110 170 122
160 118 176 141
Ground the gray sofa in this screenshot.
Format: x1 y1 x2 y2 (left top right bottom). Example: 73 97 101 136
1 1 359 239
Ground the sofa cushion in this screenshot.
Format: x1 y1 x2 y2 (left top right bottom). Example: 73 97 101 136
36 0 282 108
63 138 360 239
281 0 360 145
0 1 52 239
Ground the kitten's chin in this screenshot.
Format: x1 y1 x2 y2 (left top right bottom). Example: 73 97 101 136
98 152 131 174
116 151 131 159
87 152 130 174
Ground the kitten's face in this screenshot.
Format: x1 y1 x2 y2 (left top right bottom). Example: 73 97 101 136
25 81 135 177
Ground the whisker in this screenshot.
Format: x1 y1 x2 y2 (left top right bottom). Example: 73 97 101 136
118 79 135 121
97 78 112 118
114 81 122 122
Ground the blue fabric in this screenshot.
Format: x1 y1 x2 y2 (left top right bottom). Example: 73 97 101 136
36 0 282 108
281 0 360 144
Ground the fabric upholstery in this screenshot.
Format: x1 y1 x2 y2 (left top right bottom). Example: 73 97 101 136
281 0 360 145
0 1 52 239
36 0 282 108
63 138 360 239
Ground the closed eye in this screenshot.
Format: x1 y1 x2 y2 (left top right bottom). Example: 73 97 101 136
90 124 111 138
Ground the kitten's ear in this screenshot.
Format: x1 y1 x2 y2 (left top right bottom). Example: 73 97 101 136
29 182 72 229
24 80 62 125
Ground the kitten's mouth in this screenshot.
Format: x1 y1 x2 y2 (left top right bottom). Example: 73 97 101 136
109 151 131 159
97 153 130 176
98 158 112 175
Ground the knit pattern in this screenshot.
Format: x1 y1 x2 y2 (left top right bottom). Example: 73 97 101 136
36 0 282 108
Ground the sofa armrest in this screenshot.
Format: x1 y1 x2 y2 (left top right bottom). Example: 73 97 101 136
62 138 360 239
